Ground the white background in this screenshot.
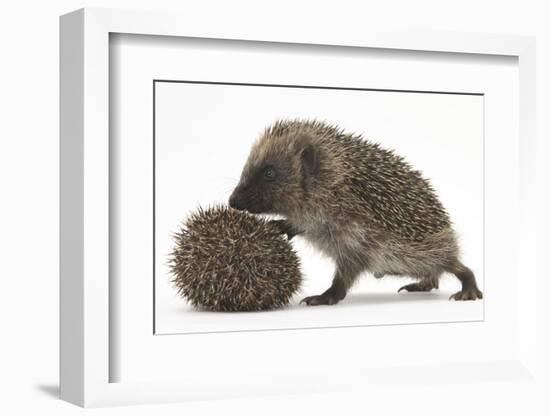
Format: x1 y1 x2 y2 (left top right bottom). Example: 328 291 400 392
1 1 549 415
155 82 484 334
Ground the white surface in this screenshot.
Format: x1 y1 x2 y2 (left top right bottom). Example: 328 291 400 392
108 19 522 393
1 0 548 415
154 81 485 334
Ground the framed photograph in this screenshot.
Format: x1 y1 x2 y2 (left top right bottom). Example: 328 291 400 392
60 8 538 407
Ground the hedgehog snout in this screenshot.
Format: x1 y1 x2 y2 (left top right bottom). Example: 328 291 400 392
229 192 246 211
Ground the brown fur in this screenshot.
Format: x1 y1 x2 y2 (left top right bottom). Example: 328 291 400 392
229 119 483 304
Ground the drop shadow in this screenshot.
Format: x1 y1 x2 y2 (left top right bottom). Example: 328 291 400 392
166 290 453 315
286 290 452 310
344 291 450 305
34 383 59 399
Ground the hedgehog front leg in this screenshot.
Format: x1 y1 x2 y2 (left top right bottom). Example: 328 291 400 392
269 219 303 241
301 263 359 306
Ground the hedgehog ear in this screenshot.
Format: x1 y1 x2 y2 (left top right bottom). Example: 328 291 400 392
300 143 319 176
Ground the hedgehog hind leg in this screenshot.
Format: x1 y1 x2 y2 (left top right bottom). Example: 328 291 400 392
397 273 439 293
447 261 483 301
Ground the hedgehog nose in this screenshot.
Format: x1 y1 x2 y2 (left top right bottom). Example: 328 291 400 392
229 194 245 211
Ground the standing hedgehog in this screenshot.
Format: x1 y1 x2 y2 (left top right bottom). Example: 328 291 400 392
229 119 482 305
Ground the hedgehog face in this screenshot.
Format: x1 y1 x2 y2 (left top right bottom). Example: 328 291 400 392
229 159 290 215
229 137 318 216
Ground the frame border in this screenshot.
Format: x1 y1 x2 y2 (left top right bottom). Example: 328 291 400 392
60 7 537 407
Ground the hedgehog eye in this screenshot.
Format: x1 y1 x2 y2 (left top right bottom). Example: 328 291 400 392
263 166 277 181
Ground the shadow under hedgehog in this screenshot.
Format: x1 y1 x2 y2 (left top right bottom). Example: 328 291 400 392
229 119 483 305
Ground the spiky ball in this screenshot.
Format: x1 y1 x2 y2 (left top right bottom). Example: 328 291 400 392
169 206 302 311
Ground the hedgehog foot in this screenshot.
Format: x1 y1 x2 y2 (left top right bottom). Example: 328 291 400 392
300 293 340 306
398 281 436 293
269 219 302 241
449 288 483 301
301 285 346 306
447 261 483 301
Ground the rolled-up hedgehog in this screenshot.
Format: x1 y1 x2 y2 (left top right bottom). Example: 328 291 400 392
169 205 302 312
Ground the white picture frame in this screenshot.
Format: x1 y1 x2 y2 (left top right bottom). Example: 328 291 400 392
60 7 537 407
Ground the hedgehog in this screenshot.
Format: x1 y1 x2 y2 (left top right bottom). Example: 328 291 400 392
169 205 302 312
228 119 483 305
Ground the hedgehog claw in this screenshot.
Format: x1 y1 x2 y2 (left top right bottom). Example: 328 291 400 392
449 288 483 301
398 283 434 293
300 294 339 306
269 219 302 241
